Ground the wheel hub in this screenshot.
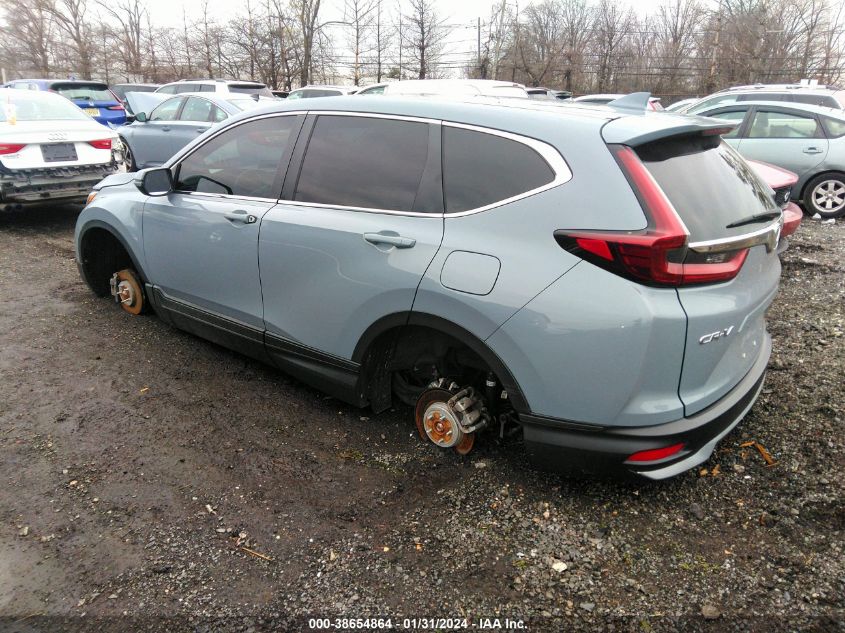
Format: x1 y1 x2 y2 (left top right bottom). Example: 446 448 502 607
422 402 463 448
116 280 134 305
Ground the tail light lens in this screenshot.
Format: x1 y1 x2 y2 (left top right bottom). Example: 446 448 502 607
0 143 26 155
106 104 125 111
626 442 685 463
88 139 113 150
555 145 749 287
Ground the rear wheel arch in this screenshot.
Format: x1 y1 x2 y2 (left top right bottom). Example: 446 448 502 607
354 312 530 415
78 221 147 296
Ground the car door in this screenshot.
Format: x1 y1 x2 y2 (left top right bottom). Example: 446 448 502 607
736 106 829 179
143 114 304 357
128 96 184 167
168 96 216 154
258 113 445 386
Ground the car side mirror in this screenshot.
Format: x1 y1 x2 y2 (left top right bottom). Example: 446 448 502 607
135 111 147 123
136 168 173 196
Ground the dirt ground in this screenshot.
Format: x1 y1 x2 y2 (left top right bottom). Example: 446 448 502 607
0 204 842 633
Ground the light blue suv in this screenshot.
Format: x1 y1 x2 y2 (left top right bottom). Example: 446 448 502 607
75 97 783 479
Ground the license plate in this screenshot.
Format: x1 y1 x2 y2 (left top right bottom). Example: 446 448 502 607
41 143 78 162
84 107 100 116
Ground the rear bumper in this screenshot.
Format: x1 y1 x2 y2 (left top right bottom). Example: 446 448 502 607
521 333 771 480
0 162 122 205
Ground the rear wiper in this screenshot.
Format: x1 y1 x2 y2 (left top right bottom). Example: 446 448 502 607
726 211 781 229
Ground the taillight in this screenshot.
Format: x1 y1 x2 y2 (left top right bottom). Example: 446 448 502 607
0 143 26 155
554 144 748 287
626 443 685 463
106 104 125 111
88 139 112 150
781 202 803 239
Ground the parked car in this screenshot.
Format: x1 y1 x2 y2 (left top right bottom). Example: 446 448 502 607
747 159 803 247
681 84 845 115
156 79 273 98
287 85 358 99
4 79 126 127
573 94 664 110
0 88 122 209
110 83 159 102
698 100 845 218
382 79 529 99
118 92 275 170
526 87 572 100
354 83 388 95
272 90 289 98
76 97 783 480
664 97 698 112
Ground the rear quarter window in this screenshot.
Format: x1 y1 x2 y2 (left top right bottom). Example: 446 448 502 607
442 126 555 212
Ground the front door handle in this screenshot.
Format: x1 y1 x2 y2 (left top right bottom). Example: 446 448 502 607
803 147 823 154
224 210 257 224
363 232 416 248
161 126 171 132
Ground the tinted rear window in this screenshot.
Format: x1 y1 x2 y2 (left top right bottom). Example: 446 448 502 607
52 84 114 101
638 137 779 241
789 94 838 108
442 127 555 212
295 115 430 212
229 84 273 97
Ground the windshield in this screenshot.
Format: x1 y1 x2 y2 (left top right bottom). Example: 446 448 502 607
1 91 90 122
52 84 116 102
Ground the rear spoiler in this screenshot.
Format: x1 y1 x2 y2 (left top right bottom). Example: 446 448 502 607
601 111 738 147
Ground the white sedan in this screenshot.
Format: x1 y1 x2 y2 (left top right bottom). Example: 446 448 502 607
1 88 124 209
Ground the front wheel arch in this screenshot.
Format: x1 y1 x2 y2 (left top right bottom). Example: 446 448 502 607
78 222 148 296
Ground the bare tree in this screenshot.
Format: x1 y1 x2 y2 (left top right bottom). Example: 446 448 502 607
45 0 94 78
401 0 445 79
98 0 146 80
344 0 375 85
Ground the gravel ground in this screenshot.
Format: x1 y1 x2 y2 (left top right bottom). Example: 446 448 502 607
0 205 842 633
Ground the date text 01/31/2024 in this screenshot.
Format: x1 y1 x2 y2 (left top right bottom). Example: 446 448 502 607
308 617 527 630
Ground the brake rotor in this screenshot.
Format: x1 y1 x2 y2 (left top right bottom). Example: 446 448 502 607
113 269 144 315
414 388 475 455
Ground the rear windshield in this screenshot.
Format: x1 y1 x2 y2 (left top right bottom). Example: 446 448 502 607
0 92 89 122
52 84 115 102
228 84 273 97
637 136 779 241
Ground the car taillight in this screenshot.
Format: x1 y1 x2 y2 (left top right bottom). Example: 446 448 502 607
88 139 112 150
626 443 685 463
106 104 125 111
0 143 26 155
554 144 748 287
781 202 803 239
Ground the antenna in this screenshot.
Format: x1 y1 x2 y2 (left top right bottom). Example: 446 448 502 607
606 92 652 114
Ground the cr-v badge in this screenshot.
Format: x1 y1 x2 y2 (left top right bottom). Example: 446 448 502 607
699 326 734 345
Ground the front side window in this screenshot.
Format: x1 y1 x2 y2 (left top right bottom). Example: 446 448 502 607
295 115 430 211
150 97 183 122
706 110 747 138
442 126 555 213
180 97 214 122
175 115 298 198
748 110 821 139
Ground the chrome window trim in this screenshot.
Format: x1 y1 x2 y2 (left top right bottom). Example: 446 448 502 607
171 190 279 204
688 217 783 254
169 109 572 217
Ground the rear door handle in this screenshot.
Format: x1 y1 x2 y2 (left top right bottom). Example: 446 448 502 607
803 147 823 154
363 232 416 248
224 210 257 224
161 126 171 132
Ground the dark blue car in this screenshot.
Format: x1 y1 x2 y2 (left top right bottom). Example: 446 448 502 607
3 79 126 127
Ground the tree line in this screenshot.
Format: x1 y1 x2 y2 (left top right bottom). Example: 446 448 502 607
1 0 843 99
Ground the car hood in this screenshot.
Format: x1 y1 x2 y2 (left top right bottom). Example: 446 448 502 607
125 91 169 116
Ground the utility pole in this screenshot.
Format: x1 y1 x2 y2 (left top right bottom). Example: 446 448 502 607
477 16 481 75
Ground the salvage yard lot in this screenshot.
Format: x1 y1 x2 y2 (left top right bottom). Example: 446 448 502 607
0 205 842 632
